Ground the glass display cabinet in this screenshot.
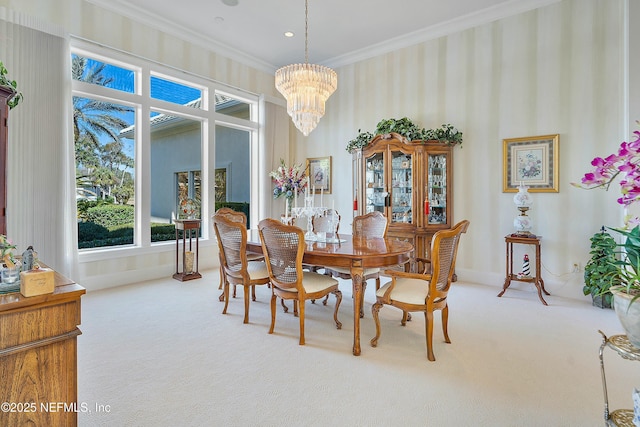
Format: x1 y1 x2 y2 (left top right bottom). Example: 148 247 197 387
427 153 448 225
353 132 453 262
0 86 15 236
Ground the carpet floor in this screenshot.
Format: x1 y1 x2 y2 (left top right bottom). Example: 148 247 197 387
77 269 631 426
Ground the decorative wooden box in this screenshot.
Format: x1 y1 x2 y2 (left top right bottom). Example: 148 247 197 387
19 268 55 297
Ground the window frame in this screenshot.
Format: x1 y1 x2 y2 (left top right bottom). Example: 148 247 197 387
71 38 260 261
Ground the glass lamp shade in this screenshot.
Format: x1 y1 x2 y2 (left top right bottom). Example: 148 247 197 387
513 184 533 207
513 214 533 234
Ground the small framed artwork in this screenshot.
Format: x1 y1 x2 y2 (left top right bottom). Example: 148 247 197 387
306 156 331 194
503 134 559 193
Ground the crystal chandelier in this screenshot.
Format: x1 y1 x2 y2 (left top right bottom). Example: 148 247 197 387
275 0 337 136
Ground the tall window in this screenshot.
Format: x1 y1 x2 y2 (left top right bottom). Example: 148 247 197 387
72 41 259 251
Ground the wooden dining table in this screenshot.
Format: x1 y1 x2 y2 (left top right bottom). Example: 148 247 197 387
247 230 413 356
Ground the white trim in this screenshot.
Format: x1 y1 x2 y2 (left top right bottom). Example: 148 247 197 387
83 0 275 73
72 39 260 256
85 0 561 71
325 0 563 69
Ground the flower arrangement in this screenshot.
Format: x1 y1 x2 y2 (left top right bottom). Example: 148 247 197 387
269 159 308 202
179 197 199 219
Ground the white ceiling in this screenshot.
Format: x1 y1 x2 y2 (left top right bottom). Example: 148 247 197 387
88 0 559 72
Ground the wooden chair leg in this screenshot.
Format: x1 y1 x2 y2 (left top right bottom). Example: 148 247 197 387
425 310 435 361
298 299 305 345
218 273 226 302
251 285 257 302
268 294 277 334
360 281 367 318
222 283 230 314
370 301 382 347
401 311 409 326
442 305 450 343
333 290 342 329
280 298 289 313
243 286 250 324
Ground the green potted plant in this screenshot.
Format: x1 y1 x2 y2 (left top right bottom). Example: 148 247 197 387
607 224 640 347
574 125 640 346
0 61 22 109
583 227 618 308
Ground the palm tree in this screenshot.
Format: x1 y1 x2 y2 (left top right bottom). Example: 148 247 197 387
73 55 133 200
72 56 131 148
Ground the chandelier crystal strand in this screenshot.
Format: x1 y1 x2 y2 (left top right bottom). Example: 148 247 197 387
275 0 337 136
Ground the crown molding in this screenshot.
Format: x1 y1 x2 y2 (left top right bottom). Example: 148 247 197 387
84 0 277 74
84 0 561 73
324 0 562 69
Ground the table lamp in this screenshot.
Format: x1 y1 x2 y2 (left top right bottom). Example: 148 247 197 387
513 183 533 236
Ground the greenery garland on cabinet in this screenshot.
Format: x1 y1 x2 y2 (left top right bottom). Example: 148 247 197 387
346 117 463 153
0 61 22 109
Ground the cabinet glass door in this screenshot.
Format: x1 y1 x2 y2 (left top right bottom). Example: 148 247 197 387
365 152 386 214
390 151 412 224
427 153 447 224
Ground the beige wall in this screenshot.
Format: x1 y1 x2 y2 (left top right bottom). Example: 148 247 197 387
0 0 278 96
299 0 629 300
0 0 280 290
1 0 635 301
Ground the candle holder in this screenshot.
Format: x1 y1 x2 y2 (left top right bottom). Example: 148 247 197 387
291 194 326 241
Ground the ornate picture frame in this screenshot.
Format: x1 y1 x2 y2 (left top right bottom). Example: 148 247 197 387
306 156 331 194
503 134 559 193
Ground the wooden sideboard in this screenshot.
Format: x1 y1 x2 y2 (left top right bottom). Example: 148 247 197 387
0 270 85 426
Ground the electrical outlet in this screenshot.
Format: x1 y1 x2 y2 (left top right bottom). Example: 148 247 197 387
572 262 581 273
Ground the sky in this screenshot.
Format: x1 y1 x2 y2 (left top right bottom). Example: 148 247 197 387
75 55 202 159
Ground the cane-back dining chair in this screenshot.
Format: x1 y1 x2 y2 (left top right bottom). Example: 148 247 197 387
312 209 340 236
370 220 470 361
213 210 270 324
258 218 342 345
305 209 341 274
214 208 264 300
325 211 388 316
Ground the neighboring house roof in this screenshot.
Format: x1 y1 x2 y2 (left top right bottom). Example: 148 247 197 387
119 93 236 138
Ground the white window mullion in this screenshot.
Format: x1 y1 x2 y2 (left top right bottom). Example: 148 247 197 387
138 66 151 247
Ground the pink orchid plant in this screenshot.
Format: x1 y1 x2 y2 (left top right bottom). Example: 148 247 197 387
575 127 640 297
575 129 640 223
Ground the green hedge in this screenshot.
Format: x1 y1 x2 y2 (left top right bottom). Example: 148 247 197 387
78 222 177 249
78 202 250 248
85 204 134 228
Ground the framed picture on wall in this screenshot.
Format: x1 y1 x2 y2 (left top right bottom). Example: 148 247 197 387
306 156 331 194
503 134 559 193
